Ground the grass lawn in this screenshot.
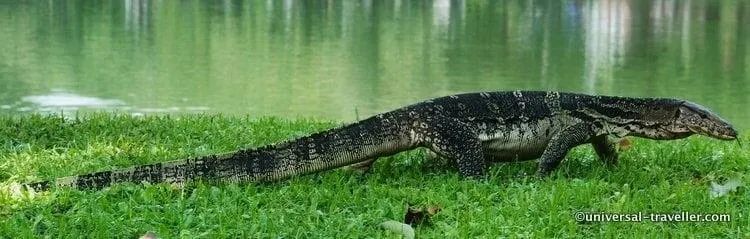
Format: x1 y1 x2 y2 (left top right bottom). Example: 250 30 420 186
0 114 747 238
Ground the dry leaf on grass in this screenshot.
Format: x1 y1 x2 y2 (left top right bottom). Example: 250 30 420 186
618 138 632 151
404 203 441 226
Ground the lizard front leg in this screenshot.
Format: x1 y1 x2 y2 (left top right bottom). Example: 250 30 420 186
537 122 595 177
591 135 619 166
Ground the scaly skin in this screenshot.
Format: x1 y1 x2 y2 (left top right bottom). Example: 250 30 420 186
25 91 738 191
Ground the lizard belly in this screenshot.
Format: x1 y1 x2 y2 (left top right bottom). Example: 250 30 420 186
481 137 549 162
477 120 560 162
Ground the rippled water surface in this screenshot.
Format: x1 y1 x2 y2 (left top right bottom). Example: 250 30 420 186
1 1 748 128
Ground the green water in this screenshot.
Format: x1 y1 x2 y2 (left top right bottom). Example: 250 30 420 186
1 1 748 128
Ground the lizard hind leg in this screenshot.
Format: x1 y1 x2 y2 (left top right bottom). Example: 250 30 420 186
417 117 487 179
345 158 377 174
537 122 595 177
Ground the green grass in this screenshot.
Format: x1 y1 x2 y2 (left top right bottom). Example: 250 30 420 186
0 113 747 238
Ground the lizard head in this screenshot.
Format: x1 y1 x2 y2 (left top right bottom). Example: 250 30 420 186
667 101 738 140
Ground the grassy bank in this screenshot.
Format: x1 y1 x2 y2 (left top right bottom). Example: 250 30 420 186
0 114 747 238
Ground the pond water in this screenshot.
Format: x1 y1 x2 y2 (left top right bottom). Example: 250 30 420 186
1 0 748 129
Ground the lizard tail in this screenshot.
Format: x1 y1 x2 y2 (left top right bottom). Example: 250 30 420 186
25 114 413 191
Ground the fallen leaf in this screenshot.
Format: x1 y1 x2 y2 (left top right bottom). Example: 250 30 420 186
426 205 441 215
404 203 441 226
379 220 415 239
618 138 632 151
710 178 743 198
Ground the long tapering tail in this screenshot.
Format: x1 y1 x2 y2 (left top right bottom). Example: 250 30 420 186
26 114 414 191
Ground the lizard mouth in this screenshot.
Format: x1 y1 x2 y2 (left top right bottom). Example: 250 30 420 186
689 125 737 140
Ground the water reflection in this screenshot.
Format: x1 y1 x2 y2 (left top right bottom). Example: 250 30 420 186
0 0 747 128
583 0 630 92
124 0 149 37
11 90 209 117
13 91 127 117
22 91 125 108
